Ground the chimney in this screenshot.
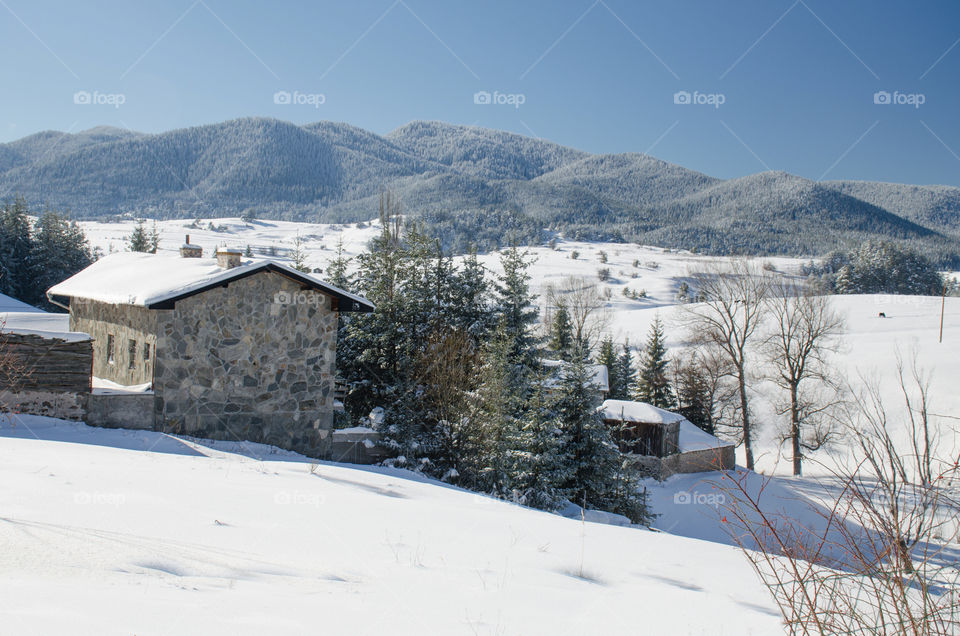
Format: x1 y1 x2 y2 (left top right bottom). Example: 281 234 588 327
216 246 243 269
180 234 203 258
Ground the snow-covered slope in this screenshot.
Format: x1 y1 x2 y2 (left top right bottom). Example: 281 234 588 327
10 217 957 633
0 416 782 635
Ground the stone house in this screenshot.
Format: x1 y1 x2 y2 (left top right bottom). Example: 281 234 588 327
599 399 735 479
47 246 373 457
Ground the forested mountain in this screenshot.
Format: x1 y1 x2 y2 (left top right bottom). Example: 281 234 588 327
1 117 958 263
822 180 960 233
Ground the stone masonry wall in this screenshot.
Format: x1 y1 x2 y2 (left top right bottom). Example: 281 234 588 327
69 301 159 386
153 271 338 457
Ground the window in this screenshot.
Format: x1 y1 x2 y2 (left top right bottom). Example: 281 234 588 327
128 339 137 370
106 334 115 364
143 343 151 362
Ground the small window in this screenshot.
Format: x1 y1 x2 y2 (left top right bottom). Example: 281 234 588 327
143 343 151 362
107 334 115 364
128 339 136 370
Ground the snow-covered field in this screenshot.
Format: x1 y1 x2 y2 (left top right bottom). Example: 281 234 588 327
0 416 783 635
7 215 945 633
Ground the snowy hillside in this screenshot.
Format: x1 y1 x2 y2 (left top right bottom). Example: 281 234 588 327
0 416 783 635
5 216 954 633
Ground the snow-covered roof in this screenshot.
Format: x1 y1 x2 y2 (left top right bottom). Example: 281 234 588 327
47 252 373 312
0 311 90 342
0 292 41 313
542 359 610 392
678 420 734 452
598 399 685 425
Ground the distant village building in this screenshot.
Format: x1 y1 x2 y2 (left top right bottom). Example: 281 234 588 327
47 249 373 457
599 399 735 479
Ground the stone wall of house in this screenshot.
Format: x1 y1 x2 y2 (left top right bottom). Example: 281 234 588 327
84 392 156 430
153 271 338 457
625 445 736 480
674 445 736 474
0 389 85 420
69 301 159 386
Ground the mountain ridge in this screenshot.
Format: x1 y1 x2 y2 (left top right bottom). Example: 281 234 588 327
1 117 958 262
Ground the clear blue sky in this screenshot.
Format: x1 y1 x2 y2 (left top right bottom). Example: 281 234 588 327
3 0 959 185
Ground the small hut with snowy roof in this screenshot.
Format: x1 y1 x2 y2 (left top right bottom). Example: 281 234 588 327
599 399 735 479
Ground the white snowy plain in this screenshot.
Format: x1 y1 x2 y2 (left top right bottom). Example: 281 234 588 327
0 416 783 635
2 216 952 634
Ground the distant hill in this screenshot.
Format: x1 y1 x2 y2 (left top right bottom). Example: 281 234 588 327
1 117 958 263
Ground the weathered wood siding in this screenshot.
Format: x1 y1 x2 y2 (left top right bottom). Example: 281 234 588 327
0 333 92 393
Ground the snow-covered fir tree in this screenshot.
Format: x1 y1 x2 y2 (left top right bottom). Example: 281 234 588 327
634 316 676 409
548 302 574 360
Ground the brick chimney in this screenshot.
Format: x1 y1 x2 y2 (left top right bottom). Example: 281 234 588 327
216 246 243 269
180 234 202 258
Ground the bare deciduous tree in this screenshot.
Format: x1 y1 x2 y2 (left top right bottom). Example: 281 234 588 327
682 260 771 470
766 282 845 476
719 356 960 635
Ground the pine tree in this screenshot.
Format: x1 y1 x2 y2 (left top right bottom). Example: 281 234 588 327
555 344 620 508
494 242 540 371
30 212 92 307
148 222 160 253
514 362 571 510
613 340 635 401
325 236 353 290
596 336 618 395
470 320 524 497
634 316 676 408
127 219 152 253
340 194 409 428
0 197 35 303
449 246 492 344
549 302 574 360
244 244 254 258
674 355 714 435
291 233 310 272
